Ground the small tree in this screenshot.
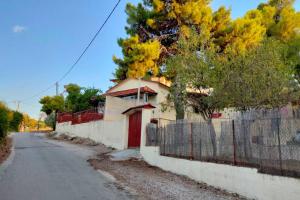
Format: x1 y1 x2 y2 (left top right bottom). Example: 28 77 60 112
74 88 105 112
39 96 65 115
0 102 9 142
44 113 56 131
9 111 23 132
219 38 300 112
165 31 224 120
64 84 81 112
64 84 105 113
39 95 64 130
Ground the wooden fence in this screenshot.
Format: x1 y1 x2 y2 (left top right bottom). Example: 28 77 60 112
146 118 300 178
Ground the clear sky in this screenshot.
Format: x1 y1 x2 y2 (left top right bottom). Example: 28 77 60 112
1 0 299 119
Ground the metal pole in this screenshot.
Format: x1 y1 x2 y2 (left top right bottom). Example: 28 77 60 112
16 101 20 112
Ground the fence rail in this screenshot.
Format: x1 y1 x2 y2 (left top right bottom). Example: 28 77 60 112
146 118 300 178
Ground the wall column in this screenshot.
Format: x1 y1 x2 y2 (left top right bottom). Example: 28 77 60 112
140 109 153 149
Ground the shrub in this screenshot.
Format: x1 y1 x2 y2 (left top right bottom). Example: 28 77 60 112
9 111 23 132
0 102 9 142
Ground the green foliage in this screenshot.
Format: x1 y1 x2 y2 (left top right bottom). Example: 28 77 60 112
44 113 56 130
114 0 300 80
9 111 23 132
64 84 105 113
0 102 9 141
286 38 300 81
166 32 300 119
165 32 224 119
39 95 65 115
218 38 300 111
64 84 81 112
40 83 105 130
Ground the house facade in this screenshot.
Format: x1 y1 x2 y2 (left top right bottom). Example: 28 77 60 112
56 77 178 149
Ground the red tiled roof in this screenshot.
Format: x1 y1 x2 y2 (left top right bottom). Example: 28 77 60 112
104 86 157 97
122 103 156 114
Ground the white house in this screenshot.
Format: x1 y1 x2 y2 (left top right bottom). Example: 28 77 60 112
56 77 179 149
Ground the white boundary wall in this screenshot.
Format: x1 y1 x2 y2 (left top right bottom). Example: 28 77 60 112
139 109 300 200
140 146 300 200
56 120 126 150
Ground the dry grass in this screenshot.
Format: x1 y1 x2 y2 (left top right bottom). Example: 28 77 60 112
0 137 12 164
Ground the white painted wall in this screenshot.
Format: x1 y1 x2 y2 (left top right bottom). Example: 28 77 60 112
107 78 176 123
56 120 127 150
139 110 300 200
104 96 136 121
140 147 300 200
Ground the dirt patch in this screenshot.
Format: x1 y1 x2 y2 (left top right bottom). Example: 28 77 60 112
88 154 248 200
48 133 99 146
0 137 12 165
48 135 248 199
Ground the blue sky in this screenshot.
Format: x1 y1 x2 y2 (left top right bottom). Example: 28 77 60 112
0 0 299 119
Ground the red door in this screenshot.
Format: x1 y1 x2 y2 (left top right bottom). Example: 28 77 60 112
128 111 142 148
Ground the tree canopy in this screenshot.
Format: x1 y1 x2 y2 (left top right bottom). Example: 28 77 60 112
114 0 300 80
166 31 300 119
40 84 105 115
64 84 105 113
0 102 25 141
39 95 65 115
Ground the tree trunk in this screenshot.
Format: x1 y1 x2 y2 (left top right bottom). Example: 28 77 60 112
208 118 217 157
173 78 185 120
53 111 57 131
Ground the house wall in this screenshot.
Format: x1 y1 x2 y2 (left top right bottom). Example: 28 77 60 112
108 79 176 123
104 96 136 121
154 84 177 125
139 110 300 200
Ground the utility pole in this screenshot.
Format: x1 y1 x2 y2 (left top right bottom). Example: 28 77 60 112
15 100 21 112
55 82 59 96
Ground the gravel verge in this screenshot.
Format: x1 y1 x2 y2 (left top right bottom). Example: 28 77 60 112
48 133 249 200
0 137 12 165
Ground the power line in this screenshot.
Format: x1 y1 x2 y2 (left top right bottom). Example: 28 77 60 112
16 0 121 103
57 0 121 83
20 83 56 102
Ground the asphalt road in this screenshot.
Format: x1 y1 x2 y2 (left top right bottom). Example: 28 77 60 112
0 133 131 200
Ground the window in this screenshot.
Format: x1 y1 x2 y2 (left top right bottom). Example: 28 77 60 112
144 93 149 103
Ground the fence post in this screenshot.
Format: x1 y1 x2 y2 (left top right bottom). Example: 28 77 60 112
277 117 283 175
189 123 194 160
232 120 237 165
258 121 263 171
199 122 202 160
163 126 166 156
180 123 183 158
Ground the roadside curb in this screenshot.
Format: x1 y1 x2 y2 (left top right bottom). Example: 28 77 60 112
97 169 116 182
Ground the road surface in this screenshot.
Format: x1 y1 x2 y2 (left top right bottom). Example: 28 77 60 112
0 133 131 200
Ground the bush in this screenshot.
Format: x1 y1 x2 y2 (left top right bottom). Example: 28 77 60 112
0 102 9 142
9 111 23 132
